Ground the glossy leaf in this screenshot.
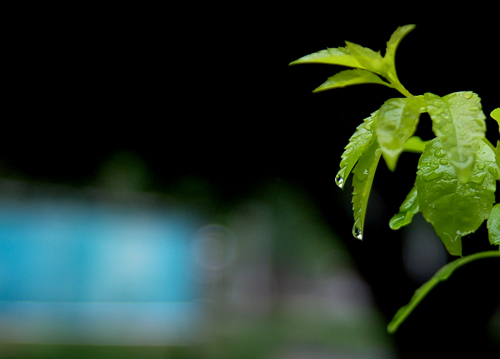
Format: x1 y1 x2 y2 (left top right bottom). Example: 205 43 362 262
351 137 381 240
416 138 497 256
376 96 422 171
387 251 500 333
488 204 500 247
389 185 419 230
335 111 377 189
289 46 363 68
312 69 391 93
424 92 487 183
383 25 415 84
403 136 427 153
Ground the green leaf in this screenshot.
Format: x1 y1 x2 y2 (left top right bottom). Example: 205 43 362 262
375 96 423 171
424 92 487 183
351 137 381 240
289 25 416 97
403 136 428 153
345 41 385 75
389 185 419 230
491 108 500 134
416 138 497 256
312 69 392 93
383 25 415 84
289 46 363 68
335 112 377 189
488 204 500 247
387 250 500 333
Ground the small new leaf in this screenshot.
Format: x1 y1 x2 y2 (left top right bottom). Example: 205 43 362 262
289 46 363 68
424 92 486 183
488 204 500 247
376 96 422 171
416 139 497 256
313 69 392 93
351 137 382 240
389 185 419 230
383 25 415 85
335 112 377 189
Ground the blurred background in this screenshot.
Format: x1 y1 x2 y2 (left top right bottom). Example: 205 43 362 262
1 4 499 358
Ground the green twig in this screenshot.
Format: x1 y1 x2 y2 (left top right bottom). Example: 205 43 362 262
387 250 500 333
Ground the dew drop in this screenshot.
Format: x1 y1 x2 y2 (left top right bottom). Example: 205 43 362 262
439 159 448 165
434 148 446 158
423 171 443 182
352 224 363 240
335 174 345 189
365 122 372 130
463 91 473 99
477 163 486 170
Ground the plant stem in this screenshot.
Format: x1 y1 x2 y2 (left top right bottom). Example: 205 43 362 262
393 82 412 98
387 250 500 333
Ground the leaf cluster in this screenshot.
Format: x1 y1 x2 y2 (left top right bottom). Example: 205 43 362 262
290 25 500 332
290 24 500 255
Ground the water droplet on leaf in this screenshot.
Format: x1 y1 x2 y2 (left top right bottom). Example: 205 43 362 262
352 224 363 240
439 159 448 165
434 148 446 158
463 92 473 99
335 174 345 188
423 171 443 182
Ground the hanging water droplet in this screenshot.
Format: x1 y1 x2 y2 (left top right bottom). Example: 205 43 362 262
463 92 473 99
335 174 345 188
352 224 363 240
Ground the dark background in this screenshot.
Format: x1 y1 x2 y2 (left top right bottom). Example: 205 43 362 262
3 4 500 358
